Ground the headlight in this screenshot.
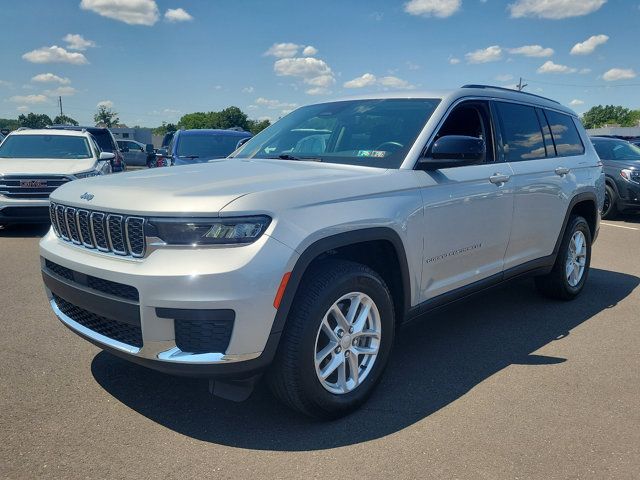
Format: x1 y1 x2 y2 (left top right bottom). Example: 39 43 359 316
75 169 102 179
620 169 639 184
146 216 271 245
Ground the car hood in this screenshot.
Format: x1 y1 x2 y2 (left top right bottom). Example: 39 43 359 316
603 159 640 170
49 158 387 214
0 158 98 176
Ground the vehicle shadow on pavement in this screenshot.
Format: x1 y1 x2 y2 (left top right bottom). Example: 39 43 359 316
0 223 50 238
91 267 639 451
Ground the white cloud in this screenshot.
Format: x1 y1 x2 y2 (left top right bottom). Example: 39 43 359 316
164 8 193 22
255 97 298 109
569 99 584 106
31 73 71 84
508 0 607 19
465 45 502 63
97 100 114 108
495 74 514 82
404 0 461 17
603 68 637 81
16 105 29 112
80 0 159 26
9 94 48 104
44 86 77 97
242 86 254 93
22 46 88 64
579 68 592 74
570 34 609 55
537 60 577 74
0 80 11 87
264 42 301 58
508 44 554 57
406 61 420 70
274 57 335 93
344 73 378 88
302 45 318 56
449 57 461 65
343 73 414 90
63 33 95 51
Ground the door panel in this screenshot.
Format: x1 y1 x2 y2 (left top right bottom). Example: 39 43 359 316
417 163 515 300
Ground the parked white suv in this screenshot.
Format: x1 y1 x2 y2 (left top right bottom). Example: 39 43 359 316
40 86 604 418
0 128 114 225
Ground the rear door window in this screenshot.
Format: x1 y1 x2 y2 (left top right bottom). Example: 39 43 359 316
543 110 585 157
495 102 546 161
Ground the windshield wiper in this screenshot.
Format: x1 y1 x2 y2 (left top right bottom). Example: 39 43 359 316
275 154 322 162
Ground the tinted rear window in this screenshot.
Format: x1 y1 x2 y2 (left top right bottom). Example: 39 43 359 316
90 130 116 152
544 110 585 157
176 134 248 159
495 102 546 161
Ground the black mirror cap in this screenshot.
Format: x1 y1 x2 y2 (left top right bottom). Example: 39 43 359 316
421 135 485 169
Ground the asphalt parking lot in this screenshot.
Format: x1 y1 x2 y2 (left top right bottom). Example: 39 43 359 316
1 217 639 479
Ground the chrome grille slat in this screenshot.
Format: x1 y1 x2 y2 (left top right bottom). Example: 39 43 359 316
51 202 145 258
0 175 71 199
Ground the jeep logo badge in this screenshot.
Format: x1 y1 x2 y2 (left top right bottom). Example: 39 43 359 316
80 192 94 201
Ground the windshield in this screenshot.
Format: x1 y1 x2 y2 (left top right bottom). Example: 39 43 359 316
592 139 640 161
231 98 441 168
0 135 92 159
176 134 248 159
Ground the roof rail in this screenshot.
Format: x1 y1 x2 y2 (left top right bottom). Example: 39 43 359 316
461 84 561 105
16 127 30 131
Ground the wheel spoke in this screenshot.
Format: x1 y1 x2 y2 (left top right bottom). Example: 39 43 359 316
346 353 359 386
319 353 343 380
321 318 339 343
345 293 363 323
337 359 347 392
353 343 379 356
354 329 380 341
331 306 350 330
352 299 372 333
315 342 336 365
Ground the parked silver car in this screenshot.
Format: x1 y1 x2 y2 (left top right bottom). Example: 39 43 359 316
116 139 153 167
40 85 604 418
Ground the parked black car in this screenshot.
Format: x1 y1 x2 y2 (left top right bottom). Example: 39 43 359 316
591 136 640 218
46 125 126 172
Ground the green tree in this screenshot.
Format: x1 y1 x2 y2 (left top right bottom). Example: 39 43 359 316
177 112 212 129
217 106 249 130
0 118 20 132
246 118 271 134
153 122 177 136
581 105 637 129
94 105 120 128
53 114 79 126
18 113 53 129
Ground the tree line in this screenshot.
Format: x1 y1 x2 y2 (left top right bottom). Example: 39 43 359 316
0 105 270 136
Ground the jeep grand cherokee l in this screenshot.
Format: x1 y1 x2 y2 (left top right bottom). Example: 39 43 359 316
40 85 604 418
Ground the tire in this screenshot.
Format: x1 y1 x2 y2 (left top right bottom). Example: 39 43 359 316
535 215 591 301
267 259 395 419
602 184 618 219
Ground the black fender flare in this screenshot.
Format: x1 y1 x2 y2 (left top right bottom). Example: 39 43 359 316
271 227 412 335
552 192 599 255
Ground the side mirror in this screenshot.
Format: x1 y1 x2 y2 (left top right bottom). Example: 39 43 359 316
145 143 154 153
420 135 485 170
99 152 116 161
236 137 251 149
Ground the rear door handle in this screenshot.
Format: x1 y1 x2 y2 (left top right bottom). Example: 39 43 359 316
555 167 570 176
489 173 510 185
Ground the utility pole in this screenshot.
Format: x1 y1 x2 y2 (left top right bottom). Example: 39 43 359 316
516 77 528 91
58 96 63 117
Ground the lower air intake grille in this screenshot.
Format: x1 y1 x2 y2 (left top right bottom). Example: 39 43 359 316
53 294 143 348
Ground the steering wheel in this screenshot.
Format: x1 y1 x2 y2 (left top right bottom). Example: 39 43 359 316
375 141 404 152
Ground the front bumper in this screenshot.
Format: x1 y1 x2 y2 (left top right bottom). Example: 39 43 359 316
617 181 640 211
40 229 298 378
0 197 51 223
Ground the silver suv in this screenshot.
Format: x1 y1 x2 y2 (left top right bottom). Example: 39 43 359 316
40 85 604 418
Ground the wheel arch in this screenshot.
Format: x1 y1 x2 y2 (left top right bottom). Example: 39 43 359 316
271 228 411 335
553 192 599 255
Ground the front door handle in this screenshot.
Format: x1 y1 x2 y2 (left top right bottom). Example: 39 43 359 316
555 167 570 176
489 173 510 185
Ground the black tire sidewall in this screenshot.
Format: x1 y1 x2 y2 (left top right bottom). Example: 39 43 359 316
558 217 592 296
603 184 617 219
295 267 394 416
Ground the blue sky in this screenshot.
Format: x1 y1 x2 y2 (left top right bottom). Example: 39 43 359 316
1 0 639 126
